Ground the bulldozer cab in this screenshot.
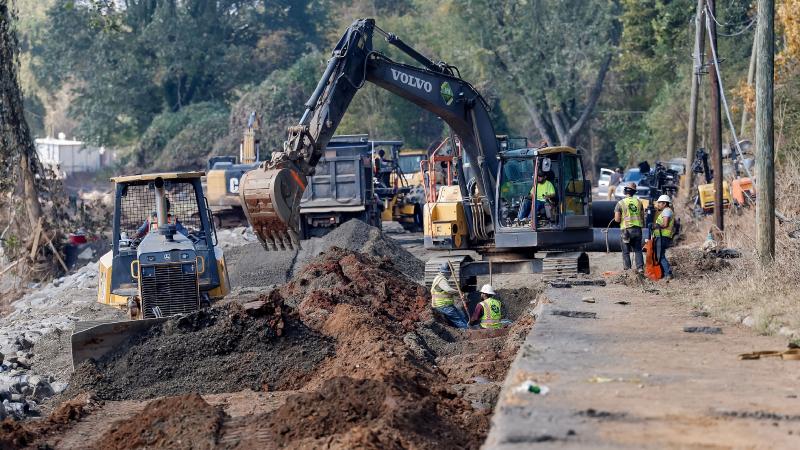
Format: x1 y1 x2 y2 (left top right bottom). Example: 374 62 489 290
494 146 592 248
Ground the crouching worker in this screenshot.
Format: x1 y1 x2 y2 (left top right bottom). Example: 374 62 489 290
430 264 468 328
469 284 503 329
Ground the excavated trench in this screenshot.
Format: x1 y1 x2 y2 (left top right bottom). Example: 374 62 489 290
2 247 542 450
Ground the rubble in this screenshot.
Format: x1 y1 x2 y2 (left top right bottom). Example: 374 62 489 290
0 263 125 418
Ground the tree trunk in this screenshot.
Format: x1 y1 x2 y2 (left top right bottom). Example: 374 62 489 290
0 0 43 227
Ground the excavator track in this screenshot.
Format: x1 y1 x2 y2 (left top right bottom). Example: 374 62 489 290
240 166 306 251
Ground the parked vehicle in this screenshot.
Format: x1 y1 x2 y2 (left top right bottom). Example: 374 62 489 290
596 168 614 198
613 168 644 200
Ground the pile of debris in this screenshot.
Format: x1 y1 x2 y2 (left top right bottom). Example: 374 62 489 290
224 219 424 289
0 263 125 419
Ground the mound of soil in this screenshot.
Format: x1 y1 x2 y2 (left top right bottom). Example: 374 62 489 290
669 246 731 278
64 296 334 401
93 393 224 450
227 375 482 450
281 247 430 332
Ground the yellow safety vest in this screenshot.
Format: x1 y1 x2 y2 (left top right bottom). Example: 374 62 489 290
480 298 503 329
653 208 674 238
430 274 455 308
618 197 643 229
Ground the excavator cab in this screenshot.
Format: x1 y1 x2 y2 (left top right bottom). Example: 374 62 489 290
494 146 592 248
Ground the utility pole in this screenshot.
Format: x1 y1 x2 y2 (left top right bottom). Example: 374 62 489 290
755 0 775 264
707 0 724 231
685 0 706 194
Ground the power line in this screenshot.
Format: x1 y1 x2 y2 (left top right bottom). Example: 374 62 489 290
705 1 757 36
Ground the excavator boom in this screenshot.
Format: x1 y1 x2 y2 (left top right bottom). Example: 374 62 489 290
240 18 501 250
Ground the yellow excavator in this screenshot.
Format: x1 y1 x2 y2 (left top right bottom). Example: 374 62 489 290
239 18 595 286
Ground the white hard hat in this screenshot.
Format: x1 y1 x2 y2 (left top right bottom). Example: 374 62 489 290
480 284 496 295
656 194 672 203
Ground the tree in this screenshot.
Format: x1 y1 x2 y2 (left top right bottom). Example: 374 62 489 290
453 0 622 147
33 0 328 147
1 0 43 227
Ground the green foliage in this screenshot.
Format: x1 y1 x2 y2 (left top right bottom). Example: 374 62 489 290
218 52 325 156
138 101 228 168
155 106 229 170
34 0 327 146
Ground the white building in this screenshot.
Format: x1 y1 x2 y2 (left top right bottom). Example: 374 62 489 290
35 133 105 177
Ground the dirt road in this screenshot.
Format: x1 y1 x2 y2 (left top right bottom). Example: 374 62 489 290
485 252 800 449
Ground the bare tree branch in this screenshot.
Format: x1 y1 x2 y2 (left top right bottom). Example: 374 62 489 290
565 51 614 143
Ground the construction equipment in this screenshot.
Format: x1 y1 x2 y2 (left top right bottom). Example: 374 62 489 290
239 18 594 288
205 112 262 227
73 172 230 367
298 135 383 237
372 141 426 231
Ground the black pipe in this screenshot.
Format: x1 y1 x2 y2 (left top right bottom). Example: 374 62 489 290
592 200 619 228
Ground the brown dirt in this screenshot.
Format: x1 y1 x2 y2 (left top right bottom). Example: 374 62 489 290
91 393 224 450
20 248 538 450
0 393 101 449
281 247 431 332
668 246 731 279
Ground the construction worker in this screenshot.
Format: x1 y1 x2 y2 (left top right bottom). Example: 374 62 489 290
518 172 556 221
614 182 645 273
136 197 188 239
430 263 468 328
653 194 675 280
469 284 503 329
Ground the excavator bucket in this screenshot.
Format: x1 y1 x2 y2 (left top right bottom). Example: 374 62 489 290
71 318 168 369
240 166 306 251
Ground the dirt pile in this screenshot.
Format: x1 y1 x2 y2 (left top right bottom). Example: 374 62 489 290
93 393 224 450
668 246 732 278
64 297 334 401
281 247 429 332
28 248 540 449
225 219 424 288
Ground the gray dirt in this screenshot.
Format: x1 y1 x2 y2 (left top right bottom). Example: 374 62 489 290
225 219 424 288
63 302 334 401
31 303 127 383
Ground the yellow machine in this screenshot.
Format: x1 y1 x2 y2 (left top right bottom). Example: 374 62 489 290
205 112 261 227
74 172 230 367
697 181 732 213
372 142 425 231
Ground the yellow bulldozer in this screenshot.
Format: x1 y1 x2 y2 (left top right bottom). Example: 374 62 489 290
72 172 230 367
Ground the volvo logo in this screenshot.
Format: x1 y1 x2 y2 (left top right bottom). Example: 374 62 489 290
390 69 432 93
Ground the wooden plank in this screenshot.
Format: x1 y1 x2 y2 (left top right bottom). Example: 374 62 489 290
29 217 43 260
45 233 69 273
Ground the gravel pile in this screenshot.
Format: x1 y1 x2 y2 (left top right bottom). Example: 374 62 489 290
0 262 125 419
225 219 424 288
214 226 259 250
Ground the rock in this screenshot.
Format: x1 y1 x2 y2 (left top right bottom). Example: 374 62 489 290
50 382 67 394
742 316 755 328
32 382 54 401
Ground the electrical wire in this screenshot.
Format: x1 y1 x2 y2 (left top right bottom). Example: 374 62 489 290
704 2 757 36
704 12 753 179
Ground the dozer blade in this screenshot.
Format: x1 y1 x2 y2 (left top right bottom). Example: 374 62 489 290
71 318 168 370
240 166 306 251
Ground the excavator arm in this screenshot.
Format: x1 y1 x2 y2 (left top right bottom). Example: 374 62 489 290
240 18 500 250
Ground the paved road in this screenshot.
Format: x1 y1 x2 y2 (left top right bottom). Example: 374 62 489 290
484 265 800 449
